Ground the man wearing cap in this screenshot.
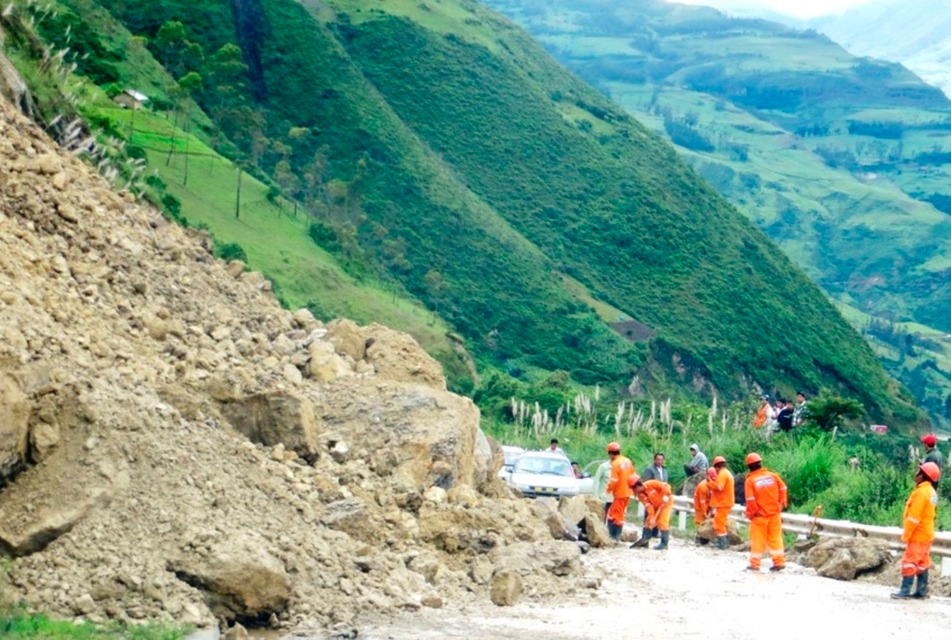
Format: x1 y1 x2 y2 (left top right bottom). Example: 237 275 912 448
605 442 636 541
744 452 788 572
920 434 944 468
684 444 709 478
693 467 717 527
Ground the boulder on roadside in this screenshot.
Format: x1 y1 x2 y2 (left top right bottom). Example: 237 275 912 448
168 533 291 621
803 537 892 580
580 514 613 548
696 518 744 545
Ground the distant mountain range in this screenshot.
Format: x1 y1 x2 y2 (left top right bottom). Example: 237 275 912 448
688 0 951 98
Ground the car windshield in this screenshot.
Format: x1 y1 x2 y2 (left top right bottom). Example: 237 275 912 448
514 455 573 477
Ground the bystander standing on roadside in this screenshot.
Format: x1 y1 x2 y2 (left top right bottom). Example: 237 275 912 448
920 434 944 468
776 399 794 433
593 458 613 517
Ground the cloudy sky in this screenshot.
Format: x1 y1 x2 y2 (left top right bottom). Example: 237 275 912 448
675 0 875 19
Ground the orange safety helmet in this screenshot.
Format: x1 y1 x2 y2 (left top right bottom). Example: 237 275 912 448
919 461 941 483
921 434 938 447
706 467 718 481
712 455 727 466
627 473 642 488
745 452 762 467
607 441 621 454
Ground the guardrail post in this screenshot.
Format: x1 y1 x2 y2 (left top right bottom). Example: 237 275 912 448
943 556 951 577
678 510 687 531
637 502 645 518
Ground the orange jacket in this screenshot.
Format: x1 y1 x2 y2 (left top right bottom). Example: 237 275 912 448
694 479 711 515
637 479 672 518
902 480 937 544
752 403 768 428
709 467 735 509
744 467 787 518
606 455 635 499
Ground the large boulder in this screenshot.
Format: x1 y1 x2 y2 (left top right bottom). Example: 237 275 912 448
0 370 30 483
696 518 744 545
581 514 613 548
220 391 320 460
363 324 446 391
168 533 291 621
317 380 480 490
488 541 581 578
803 538 892 580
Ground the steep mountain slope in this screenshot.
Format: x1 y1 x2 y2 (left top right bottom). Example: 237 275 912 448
1 0 921 423
484 0 951 422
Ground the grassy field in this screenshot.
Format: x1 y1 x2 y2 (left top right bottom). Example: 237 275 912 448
90 104 458 356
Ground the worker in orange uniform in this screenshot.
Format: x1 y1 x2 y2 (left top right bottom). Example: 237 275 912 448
708 455 735 549
630 476 674 550
604 441 635 541
694 467 717 526
744 452 788 572
893 461 940 599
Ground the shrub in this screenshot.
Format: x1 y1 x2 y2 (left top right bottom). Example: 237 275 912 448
216 242 247 262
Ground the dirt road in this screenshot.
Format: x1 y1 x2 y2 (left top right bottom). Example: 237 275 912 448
345 540 949 640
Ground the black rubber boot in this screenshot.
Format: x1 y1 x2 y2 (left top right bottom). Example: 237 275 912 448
607 522 622 541
654 530 669 550
913 570 930 599
891 576 915 599
630 527 652 548
715 535 728 550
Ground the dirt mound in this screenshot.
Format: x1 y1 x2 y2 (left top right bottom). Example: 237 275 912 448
0 95 585 632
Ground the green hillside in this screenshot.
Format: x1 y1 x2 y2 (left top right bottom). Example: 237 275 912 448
483 0 951 425
0 0 922 425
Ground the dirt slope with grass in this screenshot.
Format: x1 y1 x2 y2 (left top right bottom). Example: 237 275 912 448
0 90 589 634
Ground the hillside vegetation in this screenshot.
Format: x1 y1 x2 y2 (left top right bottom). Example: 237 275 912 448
0 0 922 426
484 0 951 426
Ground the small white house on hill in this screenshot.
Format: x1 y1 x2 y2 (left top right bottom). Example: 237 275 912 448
114 89 148 110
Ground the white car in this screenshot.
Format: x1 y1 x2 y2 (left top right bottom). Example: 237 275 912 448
507 451 580 498
498 445 525 482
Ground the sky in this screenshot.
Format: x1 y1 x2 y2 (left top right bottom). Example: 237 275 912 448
675 0 875 19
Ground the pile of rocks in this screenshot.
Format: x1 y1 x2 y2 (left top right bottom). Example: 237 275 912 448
0 93 593 633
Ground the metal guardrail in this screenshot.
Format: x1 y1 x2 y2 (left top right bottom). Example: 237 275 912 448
669 495 951 558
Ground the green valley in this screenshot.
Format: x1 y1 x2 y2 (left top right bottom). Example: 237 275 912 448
483 0 951 427
0 0 922 427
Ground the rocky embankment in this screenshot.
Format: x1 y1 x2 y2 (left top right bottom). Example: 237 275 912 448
0 92 595 634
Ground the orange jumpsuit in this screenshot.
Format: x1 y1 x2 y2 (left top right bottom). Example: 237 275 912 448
709 467 735 536
693 479 711 526
752 403 768 428
637 480 674 531
605 455 635 528
900 480 937 577
744 467 788 570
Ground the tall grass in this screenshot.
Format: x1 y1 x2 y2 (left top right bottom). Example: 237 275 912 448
488 395 948 527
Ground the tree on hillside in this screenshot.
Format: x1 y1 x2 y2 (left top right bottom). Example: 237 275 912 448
153 21 204 79
806 392 863 431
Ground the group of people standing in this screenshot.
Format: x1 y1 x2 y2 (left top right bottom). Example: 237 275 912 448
594 441 789 571
753 391 809 433
589 434 943 598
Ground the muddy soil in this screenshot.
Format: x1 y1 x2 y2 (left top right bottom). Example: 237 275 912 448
292 539 949 640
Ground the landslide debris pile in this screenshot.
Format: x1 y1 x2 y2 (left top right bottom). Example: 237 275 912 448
0 94 585 632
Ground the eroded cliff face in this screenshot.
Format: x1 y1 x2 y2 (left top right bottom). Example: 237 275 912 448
0 94 583 632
